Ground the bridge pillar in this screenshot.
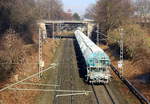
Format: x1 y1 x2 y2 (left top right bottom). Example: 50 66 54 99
87 23 95 38
38 23 47 39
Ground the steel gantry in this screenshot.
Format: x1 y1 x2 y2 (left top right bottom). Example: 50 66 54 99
39 28 44 78
118 28 124 75
97 24 100 45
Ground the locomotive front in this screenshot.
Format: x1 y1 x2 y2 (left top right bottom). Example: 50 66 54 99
86 52 111 84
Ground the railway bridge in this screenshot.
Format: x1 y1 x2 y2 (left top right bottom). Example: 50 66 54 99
38 20 95 38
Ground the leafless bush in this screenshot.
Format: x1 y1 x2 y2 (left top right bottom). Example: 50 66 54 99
0 30 25 82
134 46 150 72
36 0 64 20
108 24 150 71
87 0 134 35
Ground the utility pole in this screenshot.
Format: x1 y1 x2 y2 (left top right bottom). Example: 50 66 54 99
59 23 60 36
39 28 44 78
118 28 124 75
97 24 100 45
39 28 42 78
52 23 54 39
59 23 61 35
86 23 89 37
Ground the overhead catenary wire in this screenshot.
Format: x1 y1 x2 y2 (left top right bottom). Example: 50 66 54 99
56 92 89 97
19 82 60 87
8 88 92 93
0 63 57 92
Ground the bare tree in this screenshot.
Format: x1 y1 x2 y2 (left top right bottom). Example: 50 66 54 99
36 0 64 20
135 0 150 23
0 0 37 34
84 4 95 19
88 0 133 36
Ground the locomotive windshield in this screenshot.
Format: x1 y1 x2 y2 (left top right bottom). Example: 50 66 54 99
89 67 106 72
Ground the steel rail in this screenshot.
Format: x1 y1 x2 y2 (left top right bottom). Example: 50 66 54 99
110 64 150 104
103 84 116 104
49 40 66 104
53 40 67 104
56 93 88 97
91 84 101 104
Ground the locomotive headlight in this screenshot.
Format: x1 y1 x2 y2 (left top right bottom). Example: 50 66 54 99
89 73 95 78
88 72 93 77
89 73 92 76
105 76 108 79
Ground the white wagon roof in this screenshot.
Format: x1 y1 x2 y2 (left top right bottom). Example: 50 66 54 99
75 30 105 60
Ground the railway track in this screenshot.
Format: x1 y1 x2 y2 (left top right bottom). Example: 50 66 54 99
52 39 98 104
91 84 101 104
53 39 76 104
103 84 117 104
53 40 66 104
52 38 140 104
91 84 119 104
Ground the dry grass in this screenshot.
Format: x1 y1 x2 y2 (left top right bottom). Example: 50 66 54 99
0 32 25 82
0 37 60 104
99 44 150 101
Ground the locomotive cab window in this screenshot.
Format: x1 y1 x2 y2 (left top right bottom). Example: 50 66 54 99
102 60 105 64
88 68 94 72
99 68 106 72
90 67 98 72
95 59 98 63
102 68 106 72
90 60 93 63
99 60 106 65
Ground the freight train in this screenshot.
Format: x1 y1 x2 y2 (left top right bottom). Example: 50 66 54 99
75 30 111 84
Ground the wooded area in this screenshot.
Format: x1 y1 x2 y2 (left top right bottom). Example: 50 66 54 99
0 0 66 36
0 0 82 82
86 0 150 71
0 0 69 82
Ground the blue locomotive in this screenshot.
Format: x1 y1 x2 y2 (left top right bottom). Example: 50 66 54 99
75 30 111 84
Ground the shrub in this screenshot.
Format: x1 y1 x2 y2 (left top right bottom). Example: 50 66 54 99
0 55 15 82
0 30 25 82
0 0 38 43
108 24 150 70
108 24 148 58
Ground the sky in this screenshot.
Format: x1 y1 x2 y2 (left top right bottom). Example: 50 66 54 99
62 0 96 16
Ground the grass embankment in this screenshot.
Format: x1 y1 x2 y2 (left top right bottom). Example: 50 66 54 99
100 24 150 101
108 24 150 75
0 32 60 104
100 45 141 104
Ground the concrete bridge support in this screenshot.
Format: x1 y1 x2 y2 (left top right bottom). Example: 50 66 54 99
87 23 95 38
38 23 47 39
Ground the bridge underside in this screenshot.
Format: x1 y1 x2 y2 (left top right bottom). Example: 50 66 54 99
45 23 87 38
38 20 96 39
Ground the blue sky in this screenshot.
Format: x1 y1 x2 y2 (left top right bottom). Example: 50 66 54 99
62 0 96 16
